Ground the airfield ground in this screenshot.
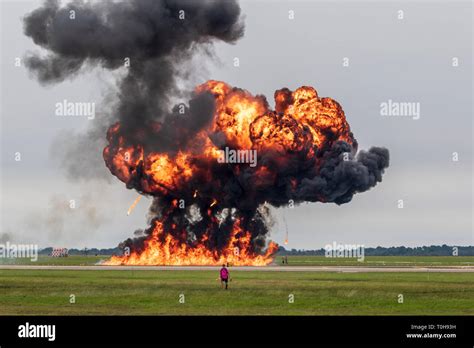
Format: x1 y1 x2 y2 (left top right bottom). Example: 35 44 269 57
2 255 474 267
0 256 473 315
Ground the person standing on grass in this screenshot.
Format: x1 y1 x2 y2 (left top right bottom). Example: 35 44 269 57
220 264 230 290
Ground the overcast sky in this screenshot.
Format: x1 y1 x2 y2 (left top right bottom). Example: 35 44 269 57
0 0 472 249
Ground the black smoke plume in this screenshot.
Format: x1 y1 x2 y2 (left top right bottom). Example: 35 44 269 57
24 0 244 177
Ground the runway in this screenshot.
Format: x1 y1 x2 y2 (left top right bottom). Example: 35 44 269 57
0 265 473 272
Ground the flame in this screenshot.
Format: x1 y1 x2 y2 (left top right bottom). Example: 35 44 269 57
103 80 354 266
105 220 279 266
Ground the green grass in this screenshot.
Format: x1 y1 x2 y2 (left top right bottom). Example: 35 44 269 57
278 255 474 267
0 255 107 266
2 255 474 267
0 269 472 315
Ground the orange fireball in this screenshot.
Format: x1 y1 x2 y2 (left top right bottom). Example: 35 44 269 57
103 80 366 266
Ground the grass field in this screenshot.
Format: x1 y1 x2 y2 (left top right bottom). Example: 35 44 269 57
277 255 474 267
0 255 105 266
0 269 472 315
2 255 474 267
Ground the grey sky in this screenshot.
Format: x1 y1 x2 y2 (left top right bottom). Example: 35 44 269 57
0 0 472 249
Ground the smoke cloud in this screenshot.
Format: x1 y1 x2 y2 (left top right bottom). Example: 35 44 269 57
24 0 389 263
24 0 245 176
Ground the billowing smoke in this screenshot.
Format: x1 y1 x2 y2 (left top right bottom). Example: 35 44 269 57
24 0 389 265
23 0 244 178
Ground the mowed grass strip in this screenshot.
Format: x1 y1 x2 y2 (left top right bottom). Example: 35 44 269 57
0 255 106 266
279 256 474 267
0 270 472 315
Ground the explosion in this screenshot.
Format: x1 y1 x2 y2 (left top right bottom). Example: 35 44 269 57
23 0 389 266
103 81 389 265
